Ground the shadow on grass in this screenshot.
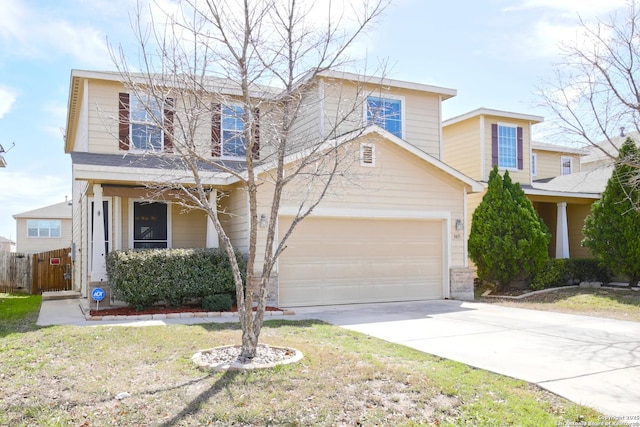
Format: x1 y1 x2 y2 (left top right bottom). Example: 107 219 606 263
154 370 242 427
195 318 329 333
484 286 640 308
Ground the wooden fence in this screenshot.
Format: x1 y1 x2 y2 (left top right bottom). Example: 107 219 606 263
0 248 72 294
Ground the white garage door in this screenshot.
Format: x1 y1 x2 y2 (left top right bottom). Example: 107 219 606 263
278 216 444 306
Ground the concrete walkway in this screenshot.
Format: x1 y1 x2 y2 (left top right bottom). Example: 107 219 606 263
38 298 640 417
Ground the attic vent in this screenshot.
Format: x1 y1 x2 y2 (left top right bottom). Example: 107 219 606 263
360 143 375 167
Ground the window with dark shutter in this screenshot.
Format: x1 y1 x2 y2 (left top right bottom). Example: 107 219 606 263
118 93 130 151
491 123 498 167
252 108 260 160
164 98 174 153
516 126 523 170
211 103 221 157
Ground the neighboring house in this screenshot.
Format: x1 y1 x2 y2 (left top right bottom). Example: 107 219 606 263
64 69 483 306
531 141 586 181
442 108 599 260
12 201 73 253
0 236 15 252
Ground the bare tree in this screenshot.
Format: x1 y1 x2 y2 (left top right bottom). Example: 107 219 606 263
539 0 640 177
109 0 389 361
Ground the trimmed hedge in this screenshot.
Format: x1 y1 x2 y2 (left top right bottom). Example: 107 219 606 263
106 248 244 310
530 258 613 291
202 294 233 312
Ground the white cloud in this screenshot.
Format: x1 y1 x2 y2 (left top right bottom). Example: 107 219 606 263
0 85 17 118
0 0 112 68
505 0 627 17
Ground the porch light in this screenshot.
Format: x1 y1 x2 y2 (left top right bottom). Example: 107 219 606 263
455 219 464 231
259 214 268 228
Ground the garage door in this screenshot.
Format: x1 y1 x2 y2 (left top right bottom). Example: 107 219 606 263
278 216 444 306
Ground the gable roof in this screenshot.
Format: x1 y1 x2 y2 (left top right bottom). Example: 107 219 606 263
443 107 544 127
259 125 483 193
0 236 15 244
13 201 72 219
315 70 457 100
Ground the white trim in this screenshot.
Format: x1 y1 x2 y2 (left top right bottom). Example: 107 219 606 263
444 107 544 127
72 163 235 186
443 219 451 299
113 196 122 250
532 141 588 155
364 94 406 139
463 187 468 268
523 188 600 199
318 80 325 139
438 95 443 159
480 116 486 181
128 199 172 248
317 69 457 99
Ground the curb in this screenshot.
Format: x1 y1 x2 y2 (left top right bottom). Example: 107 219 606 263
79 303 296 321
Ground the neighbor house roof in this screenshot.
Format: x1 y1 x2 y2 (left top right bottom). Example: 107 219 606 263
524 166 612 198
581 131 640 166
13 201 72 219
443 107 544 127
0 236 15 244
532 141 589 155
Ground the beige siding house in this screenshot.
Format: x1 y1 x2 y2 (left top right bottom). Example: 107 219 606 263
0 236 15 252
443 108 599 260
65 69 482 306
13 201 73 253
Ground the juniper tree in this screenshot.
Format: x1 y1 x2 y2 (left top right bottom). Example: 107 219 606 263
583 137 640 286
469 166 550 291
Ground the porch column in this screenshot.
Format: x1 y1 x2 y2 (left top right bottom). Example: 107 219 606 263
555 202 570 259
91 184 108 281
206 190 219 248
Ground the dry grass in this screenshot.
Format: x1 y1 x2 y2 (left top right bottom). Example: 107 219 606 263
481 287 640 322
0 315 602 426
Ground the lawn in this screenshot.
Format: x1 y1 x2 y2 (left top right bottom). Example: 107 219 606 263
0 293 603 426
481 287 640 322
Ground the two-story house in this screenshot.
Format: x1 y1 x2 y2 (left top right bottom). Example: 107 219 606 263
65 69 483 307
442 108 599 260
12 200 73 253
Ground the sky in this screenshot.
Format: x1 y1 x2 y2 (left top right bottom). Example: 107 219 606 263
0 0 629 241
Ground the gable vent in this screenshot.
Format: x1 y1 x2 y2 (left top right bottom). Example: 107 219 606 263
360 143 375 167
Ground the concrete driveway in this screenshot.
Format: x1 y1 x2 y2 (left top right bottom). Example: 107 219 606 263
287 300 640 418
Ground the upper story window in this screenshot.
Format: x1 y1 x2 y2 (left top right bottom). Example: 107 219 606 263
27 220 61 238
366 96 403 138
119 93 174 152
222 105 246 157
211 103 260 159
491 123 523 170
497 125 517 169
561 156 573 175
130 94 163 151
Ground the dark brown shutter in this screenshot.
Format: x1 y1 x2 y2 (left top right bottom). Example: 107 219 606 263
118 93 130 151
164 98 174 153
491 123 498 167
517 126 523 170
252 108 260 160
211 103 221 157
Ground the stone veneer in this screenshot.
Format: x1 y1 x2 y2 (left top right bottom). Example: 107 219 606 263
449 267 475 301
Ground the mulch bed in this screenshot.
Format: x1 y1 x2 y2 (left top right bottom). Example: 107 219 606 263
90 305 282 316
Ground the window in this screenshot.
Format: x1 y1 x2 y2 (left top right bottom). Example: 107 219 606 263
561 156 573 175
211 104 260 159
531 153 537 177
27 220 61 238
118 93 173 152
222 105 246 157
133 202 168 248
366 96 403 138
497 125 517 169
130 94 163 151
